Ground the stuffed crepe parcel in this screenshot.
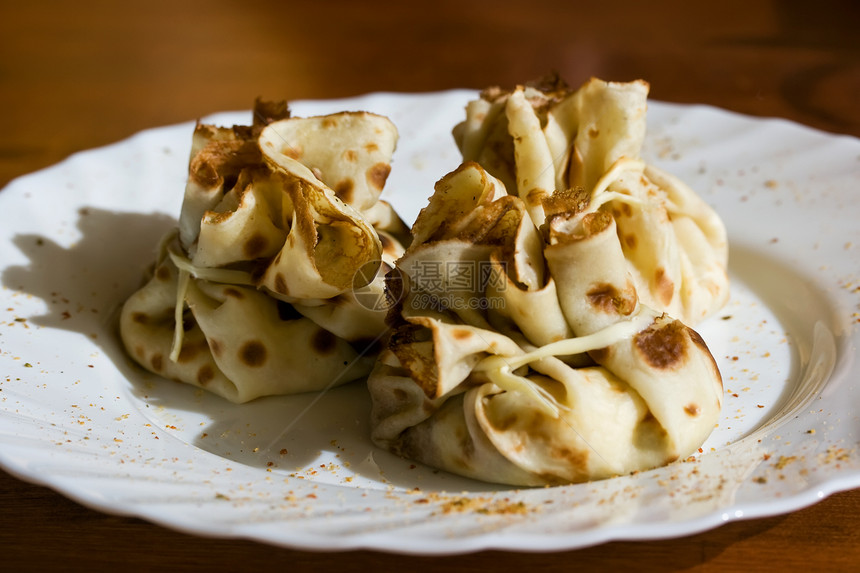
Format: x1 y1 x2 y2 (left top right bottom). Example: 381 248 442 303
120 101 409 403
369 78 728 486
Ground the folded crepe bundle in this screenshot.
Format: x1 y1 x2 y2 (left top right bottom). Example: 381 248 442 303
121 100 409 403
369 95 727 485
453 75 729 325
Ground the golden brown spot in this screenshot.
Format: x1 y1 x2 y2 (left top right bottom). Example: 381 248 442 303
150 353 163 372
452 329 473 340
223 287 244 299
552 446 589 471
364 142 379 153
684 404 702 417
311 328 337 355
131 312 149 324
654 267 674 306
321 117 337 128
366 162 391 191
206 210 233 225
155 265 171 281
210 339 224 357
334 178 355 203
274 273 289 295
197 365 215 385
493 413 519 431
239 340 267 367
588 127 600 138
580 211 612 237
634 319 687 370
342 149 358 162
191 160 219 187
134 345 145 359
621 202 633 217
543 187 590 219
243 232 268 259
588 346 610 364
586 282 637 316
624 234 637 249
526 188 548 207
282 144 303 160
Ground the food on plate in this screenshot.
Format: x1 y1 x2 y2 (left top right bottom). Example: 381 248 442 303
120 99 409 403
120 77 728 486
368 77 728 485
453 75 729 324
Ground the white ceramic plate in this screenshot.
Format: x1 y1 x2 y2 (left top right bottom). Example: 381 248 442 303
1 91 858 555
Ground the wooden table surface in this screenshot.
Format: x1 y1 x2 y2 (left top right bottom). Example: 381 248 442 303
1 1 858 570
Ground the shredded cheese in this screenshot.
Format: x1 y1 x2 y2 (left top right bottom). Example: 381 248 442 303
474 306 659 417
167 248 256 287
170 269 191 362
163 236 256 363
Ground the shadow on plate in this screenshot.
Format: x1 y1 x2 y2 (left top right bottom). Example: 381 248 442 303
5 207 841 493
1 206 506 492
2 206 175 361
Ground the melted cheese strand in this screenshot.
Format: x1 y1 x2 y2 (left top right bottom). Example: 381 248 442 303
167 248 256 287
498 306 657 370
162 232 255 362
483 366 569 419
169 268 191 363
475 306 659 417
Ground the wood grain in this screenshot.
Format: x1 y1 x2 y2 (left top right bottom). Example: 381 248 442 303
1 0 858 570
2 469 859 572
